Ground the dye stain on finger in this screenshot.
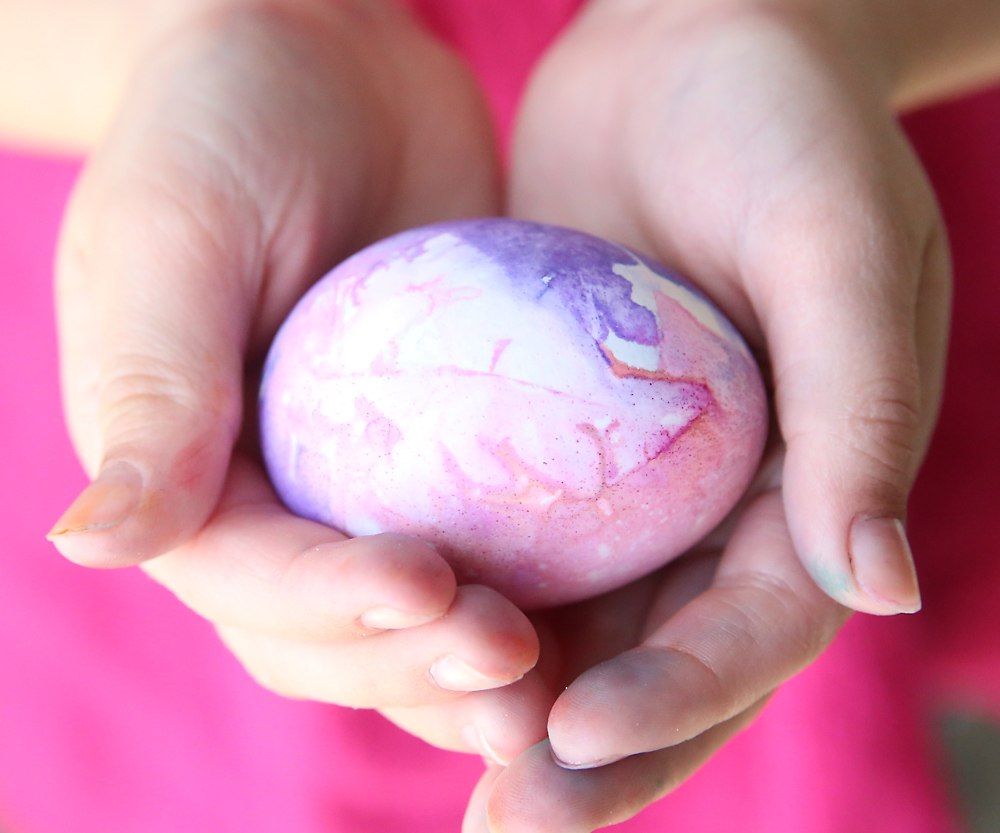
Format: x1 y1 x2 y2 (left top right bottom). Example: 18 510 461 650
259 219 767 608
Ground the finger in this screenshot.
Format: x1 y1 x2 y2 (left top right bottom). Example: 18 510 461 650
143 454 457 640
482 700 768 833
547 491 848 769
216 584 539 709
46 6 394 568
49 135 249 569
381 670 554 767
463 765 504 833
747 137 950 615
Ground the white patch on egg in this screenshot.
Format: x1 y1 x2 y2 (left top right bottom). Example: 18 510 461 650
601 329 660 371
614 263 660 317
660 409 693 432
613 261 750 357
348 513 384 537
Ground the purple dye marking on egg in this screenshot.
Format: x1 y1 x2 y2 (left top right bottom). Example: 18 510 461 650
260 219 767 608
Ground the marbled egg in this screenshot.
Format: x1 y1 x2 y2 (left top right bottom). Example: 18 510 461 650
260 219 767 608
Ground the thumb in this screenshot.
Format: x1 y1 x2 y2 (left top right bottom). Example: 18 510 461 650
45 5 401 568
760 190 950 616
45 21 286 568
47 143 253 567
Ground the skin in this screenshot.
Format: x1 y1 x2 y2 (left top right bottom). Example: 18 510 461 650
2 0 1000 829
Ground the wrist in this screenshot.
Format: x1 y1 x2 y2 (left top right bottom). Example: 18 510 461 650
771 0 1000 109
0 0 402 150
586 0 1000 110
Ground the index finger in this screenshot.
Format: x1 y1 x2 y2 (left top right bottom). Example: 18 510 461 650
143 453 458 640
546 490 849 769
468 700 769 833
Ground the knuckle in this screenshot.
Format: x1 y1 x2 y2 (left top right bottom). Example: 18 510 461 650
656 642 727 707
731 571 845 662
99 355 240 440
786 369 923 492
839 373 922 483
844 372 920 436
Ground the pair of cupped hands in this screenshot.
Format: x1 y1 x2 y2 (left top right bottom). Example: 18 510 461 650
48 0 947 830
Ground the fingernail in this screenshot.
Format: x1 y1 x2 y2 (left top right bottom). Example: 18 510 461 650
850 516 921 614
429 655 511 692
461 725 509 767
549 746 618 770
47 461 142 539
360 606 438 630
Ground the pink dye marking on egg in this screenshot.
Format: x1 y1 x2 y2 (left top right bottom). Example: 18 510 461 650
489 339 512 373
260 219 767 608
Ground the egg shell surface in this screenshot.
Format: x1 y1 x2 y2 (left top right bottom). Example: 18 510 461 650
259 219 767 608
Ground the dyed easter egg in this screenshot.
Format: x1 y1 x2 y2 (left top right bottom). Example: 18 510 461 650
260 219 767 608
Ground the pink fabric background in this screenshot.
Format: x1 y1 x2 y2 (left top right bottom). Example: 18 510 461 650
1 1 998 830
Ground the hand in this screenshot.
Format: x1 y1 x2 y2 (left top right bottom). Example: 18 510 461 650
48 0 544 737
459 491 849 832
455 0 952 827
